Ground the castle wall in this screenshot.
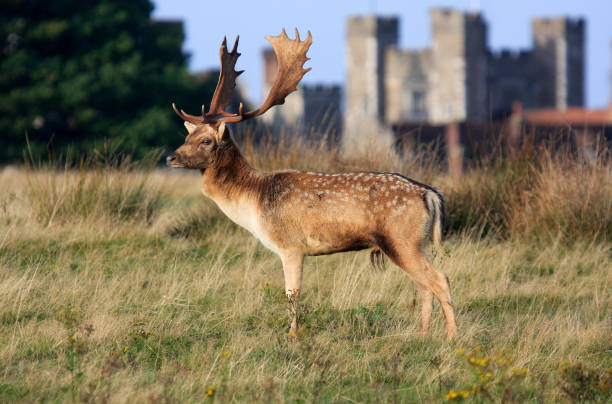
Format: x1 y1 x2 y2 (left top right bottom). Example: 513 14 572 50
384 48 431 123
277 89 305 129
487 50 539 117
303 85 342 141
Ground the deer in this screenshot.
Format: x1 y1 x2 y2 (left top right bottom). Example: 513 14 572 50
166 29 458 339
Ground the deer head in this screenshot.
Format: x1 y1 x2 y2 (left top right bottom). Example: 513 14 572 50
166 29 312 170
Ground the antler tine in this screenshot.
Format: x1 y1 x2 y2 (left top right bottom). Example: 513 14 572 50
172 102 181 116
172 103 205 125
218 28 312 124
231 36 239 54
181 108 202 121
206 35 243 120
173 30 312 126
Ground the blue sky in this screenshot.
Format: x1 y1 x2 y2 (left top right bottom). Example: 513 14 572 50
152 0 612 108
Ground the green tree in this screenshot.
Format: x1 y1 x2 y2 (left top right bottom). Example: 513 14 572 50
0 0 215 162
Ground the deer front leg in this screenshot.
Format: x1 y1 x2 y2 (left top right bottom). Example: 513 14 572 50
281 252 304 335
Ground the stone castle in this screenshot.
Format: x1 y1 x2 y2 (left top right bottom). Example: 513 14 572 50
258 8 586 150
261 48 342 141
344 9 585 150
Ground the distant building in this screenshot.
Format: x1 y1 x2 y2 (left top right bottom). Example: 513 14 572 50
345 9 586 136
344 16 399 152
261 49 342 143
521 103 612 162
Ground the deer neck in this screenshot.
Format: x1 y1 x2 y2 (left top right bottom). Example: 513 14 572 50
200 145 262 205
199 145 268 242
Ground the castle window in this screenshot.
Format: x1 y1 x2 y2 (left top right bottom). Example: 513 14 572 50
411 91 425 115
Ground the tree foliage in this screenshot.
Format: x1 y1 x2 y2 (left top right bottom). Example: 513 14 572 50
0 0 216 162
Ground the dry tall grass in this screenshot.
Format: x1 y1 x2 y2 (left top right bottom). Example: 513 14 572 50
0 134 610 402
446 147 611 244
23 147 168 227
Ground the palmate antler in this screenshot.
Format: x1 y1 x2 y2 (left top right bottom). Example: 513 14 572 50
173 28 312 126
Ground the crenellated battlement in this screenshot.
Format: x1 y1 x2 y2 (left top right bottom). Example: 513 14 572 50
343 8 585 132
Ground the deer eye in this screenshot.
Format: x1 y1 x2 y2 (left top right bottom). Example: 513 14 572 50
199 139 212 148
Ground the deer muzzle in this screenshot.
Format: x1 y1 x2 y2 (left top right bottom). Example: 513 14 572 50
166 153 183 168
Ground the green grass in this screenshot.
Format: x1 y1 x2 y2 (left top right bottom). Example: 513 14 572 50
0 138 610 402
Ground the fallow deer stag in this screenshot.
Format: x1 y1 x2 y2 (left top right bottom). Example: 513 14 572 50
167 29 458 339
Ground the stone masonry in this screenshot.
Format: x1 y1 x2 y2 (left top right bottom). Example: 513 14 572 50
261 49 342 142
344 16 399 153
345 9 586 136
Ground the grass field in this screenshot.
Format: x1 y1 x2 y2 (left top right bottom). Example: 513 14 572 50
0 137 610 402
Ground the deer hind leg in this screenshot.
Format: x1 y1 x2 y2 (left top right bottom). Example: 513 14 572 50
423 259 458 339
382 241 458 339
280 252 304 335
417 285 434 335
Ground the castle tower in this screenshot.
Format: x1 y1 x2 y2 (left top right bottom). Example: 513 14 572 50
532 17 585 109
344 16 398 151
429 9 487 124
262 48 277 96
261 48 277 125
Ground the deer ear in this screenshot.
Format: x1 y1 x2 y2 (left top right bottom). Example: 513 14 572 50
216 121 227 141
184 121 197 133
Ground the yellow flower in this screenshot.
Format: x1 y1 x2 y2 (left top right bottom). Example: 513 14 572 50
479 372 493 381
445 389 469 401
289 331 297 337
123 346 129 353
512 367 529 375
456 348 466 355
206 386 216 396
445 390 459 400
223 350 230 356
470 356 491 367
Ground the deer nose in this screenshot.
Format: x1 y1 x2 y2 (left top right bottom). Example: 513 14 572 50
166 153 177 166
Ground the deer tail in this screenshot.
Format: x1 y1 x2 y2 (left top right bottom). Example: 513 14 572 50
424 189 446 256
